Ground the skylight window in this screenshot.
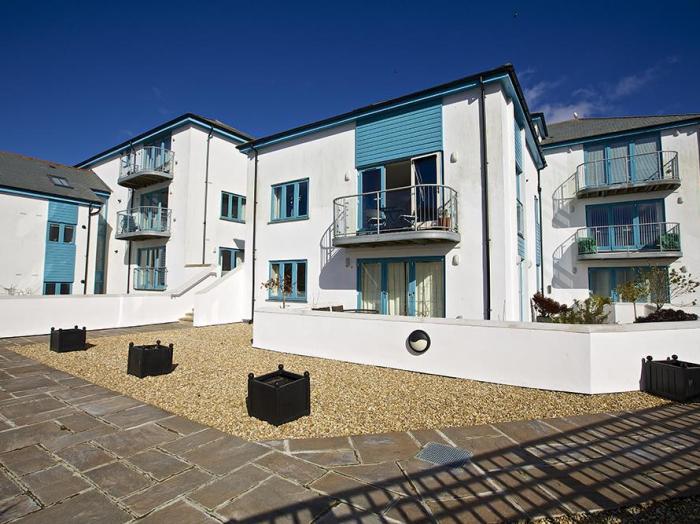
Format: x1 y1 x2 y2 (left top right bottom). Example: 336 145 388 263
49 175 71 188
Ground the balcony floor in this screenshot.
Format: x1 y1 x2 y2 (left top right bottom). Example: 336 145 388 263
115 231 171 241
576 179 680 199
578 250 682 260
333 229 460 248
118 170 173 189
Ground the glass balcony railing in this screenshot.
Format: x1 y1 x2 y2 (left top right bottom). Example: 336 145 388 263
133 267 167 291
332 184 459 247
576 222 681 258
575 151 679 197
118 146 174 188
115 207 171 240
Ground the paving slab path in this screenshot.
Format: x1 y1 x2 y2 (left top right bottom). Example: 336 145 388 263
0 328 698 523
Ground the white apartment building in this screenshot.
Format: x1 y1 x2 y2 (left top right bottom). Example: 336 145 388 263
240 65 546 322
76 114 252 294
0 151 110 296
538 114 700 310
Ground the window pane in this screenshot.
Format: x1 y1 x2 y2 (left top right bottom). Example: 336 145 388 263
221 250 232 272
221 193 230 217
63 225 74 244
48 224 60 242
231 196 239 219
59 283 71 295
283 263 293 293
45 283 56 295
285 184 295 218
298 181 308 217
270 263 280 296
296 262 306 296
240 198 246 221
272 187 282 219
235 250 244 267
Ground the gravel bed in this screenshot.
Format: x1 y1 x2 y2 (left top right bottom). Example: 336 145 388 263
11 323 667 442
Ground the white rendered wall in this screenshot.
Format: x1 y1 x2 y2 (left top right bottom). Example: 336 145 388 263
0 193 98 296
0 193 48 295
540 124 700 310
89 124 248 295
248 84 539 321
193 265 249 326
253 308 700 394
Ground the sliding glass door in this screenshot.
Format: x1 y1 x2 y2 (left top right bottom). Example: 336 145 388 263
357 257 444 317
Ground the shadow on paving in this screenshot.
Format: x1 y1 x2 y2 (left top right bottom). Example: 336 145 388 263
232 402 699 523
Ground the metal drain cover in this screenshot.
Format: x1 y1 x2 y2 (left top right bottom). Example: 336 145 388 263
415 442 472 467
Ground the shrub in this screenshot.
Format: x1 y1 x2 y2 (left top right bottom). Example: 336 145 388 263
556 295 611 325
635 308 699 323
577 237 597 255
532 293 568 321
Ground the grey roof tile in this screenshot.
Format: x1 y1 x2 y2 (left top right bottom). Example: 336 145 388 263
0 151 110 204
542 114 700 146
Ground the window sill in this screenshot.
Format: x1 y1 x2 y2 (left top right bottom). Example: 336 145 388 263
220 217 245 223
266 297 307 303
269 216 309 224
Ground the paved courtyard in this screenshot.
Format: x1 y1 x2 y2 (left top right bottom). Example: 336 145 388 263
0 329 698 523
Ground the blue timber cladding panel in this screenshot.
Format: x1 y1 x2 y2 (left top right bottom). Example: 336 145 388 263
44 202 77 283
355 101 443 167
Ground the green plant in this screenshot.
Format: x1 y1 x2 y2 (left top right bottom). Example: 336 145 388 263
660 232 680 251
261 274 293 309
577 237 597 255
615 278 648 320
555 295 611 324
635 308 698 323
640 266 699 312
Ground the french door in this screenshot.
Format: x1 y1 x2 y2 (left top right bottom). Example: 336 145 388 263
358 258 444 317
586 200 664 251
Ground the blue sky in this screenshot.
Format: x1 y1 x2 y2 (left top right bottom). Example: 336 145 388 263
1 0 698 165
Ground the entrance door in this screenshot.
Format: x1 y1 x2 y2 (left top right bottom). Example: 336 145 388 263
359 262 382 312
359 168 384 231
140 189 168 231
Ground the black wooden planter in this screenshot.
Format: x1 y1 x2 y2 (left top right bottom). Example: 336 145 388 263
127 340 173 378
49 326 87 352
247 364 310 426
642 355 700 401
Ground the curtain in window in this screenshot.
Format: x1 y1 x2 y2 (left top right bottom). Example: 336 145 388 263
588 206 611 249
634 137 660 181
414 261 444 318
638 201 662 248
360 263 381 313
608 143 630 185
386 262 407 316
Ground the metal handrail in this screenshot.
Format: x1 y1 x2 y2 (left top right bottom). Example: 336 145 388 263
575 221 681 255
133 267 167 290
575 150 678 193
119 146 174 179
332 183 459 238
116 206 172 235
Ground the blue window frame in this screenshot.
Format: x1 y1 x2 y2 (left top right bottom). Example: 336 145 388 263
589 266 669 303
356 256 445 317
135 246 167 290
219 247 243 272
47 222 75 244
583 133 661 188
271 179 308 222
586 199 665 251
221 191 246 222
43 282 72 295
268 260 307 301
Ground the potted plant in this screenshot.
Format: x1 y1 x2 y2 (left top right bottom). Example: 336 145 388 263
247 364 311 426
660 232 680 251
50 326 87 352
127 340 174 378
642 355 700 401
577 237 597 255
438 207 452 230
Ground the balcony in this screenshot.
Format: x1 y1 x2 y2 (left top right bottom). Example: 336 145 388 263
133 267 167 291
118 146 174 189
115 207 172 241
576 222 682 260
575 151 680 198
332 184 459 247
